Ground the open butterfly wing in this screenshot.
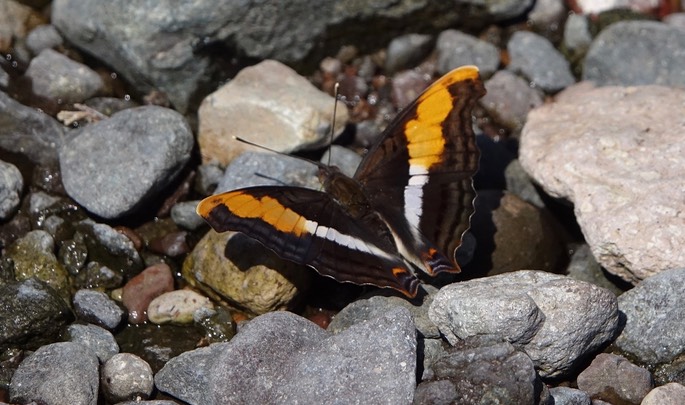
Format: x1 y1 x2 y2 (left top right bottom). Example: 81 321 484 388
354 66 485 273
197 187 421 297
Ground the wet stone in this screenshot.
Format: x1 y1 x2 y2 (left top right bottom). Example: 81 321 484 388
6 229 71 301
101 353 154 403
64 323 119 363
77 220 143 280
74 261 124 290
73 289 125 330
0 278 73 351
115 323 205 373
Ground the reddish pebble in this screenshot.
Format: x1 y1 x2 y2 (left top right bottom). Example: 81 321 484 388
308 312 333 329
121 263 174 324
149 231 189 257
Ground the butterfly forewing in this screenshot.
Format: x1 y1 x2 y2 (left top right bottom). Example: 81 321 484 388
354 66 485 274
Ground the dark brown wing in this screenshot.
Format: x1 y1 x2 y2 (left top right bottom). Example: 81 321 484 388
197 187 420 297
354 66 485 274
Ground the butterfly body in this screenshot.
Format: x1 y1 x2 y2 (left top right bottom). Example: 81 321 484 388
198 65 485 298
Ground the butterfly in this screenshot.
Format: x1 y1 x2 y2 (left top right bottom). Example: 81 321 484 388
197 65 485 298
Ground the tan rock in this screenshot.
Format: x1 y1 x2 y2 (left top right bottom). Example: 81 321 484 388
183 229 311 315
198 59 349 166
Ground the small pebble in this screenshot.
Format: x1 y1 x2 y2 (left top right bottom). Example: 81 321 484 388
148 289 214 325
149 231 190 257
121 263 175 323
24 48 104 104
73 289 125 330
101 353 154 403
170 200 205 230
26 24 64 55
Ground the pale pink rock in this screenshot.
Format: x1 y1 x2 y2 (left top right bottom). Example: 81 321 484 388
520 83 685 283
121 263 174 323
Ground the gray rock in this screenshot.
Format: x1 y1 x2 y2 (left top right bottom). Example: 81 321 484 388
548 387 591 405
26 24 64 55
504 159 544 208
0 278 73 351
73 289 125 330
576 353 653 405
155 343 228 405
24 48 104 104
0 160 23 220
170 200 205 230
272 307 416 404
436 29 500 78
51 1 510 113
528 0 566 29
101 353 154 403
508 31 575 92
584 21 685 86
28 190 62 215
195 162 223 195
520 84 685 283
9 341 99 405
481 70 544 133
566 243 624 296
563 13 592 55
430 271 619 379
641 382 685 405
615 268 685 365
384 33 434 74
329 293 439 338
421 336 546 405
117 401 181 405
158 308 416 405
65 323 119 363
216 151 319 193
0 90 65 164
60 106 193 219
320 145 362 179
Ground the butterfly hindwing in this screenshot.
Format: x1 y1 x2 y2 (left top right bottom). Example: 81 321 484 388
197 187 421 296
353 66 485 274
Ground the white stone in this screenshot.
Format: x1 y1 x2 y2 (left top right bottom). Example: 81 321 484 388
520 84 685 283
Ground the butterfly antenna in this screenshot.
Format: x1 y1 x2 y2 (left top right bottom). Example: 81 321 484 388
326 82 341 168
233 136 327 169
